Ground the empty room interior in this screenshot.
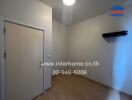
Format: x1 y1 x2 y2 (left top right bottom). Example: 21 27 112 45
0 0 132 100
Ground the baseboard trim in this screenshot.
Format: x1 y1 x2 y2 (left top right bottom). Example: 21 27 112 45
51 74 132 97
32 92 44 100
77 75 132 97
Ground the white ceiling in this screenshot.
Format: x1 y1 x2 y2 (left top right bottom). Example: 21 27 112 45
40 0 131 26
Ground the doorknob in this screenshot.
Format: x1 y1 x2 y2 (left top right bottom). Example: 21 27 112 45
40 62 44 67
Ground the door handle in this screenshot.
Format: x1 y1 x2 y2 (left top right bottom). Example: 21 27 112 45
40 62 44 67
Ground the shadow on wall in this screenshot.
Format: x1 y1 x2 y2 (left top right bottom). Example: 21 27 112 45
112 18 132 95
104 20 132 99
103 33 130 99
102 37 118 100
103 36 130 100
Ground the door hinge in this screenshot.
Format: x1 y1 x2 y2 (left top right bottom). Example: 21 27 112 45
4 52 6 59
4 28 6 34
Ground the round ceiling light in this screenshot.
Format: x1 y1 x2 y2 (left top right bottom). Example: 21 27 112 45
63 0 76 6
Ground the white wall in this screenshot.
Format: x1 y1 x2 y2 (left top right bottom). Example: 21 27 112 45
67 5 132 95
52 20 67 71
0 0 52 100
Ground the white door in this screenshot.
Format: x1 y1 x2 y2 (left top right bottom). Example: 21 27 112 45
5 21 44 100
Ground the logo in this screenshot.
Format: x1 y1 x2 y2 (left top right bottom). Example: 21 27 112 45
111 5 124 16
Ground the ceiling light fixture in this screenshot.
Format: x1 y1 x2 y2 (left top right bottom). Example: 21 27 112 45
63 0 76 6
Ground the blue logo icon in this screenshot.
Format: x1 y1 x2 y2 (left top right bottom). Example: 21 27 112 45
111 5 124 16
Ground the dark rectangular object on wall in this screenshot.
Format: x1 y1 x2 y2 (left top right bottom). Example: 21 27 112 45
102 31 128 38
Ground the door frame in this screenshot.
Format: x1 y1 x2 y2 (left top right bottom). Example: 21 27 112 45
0 18 45 100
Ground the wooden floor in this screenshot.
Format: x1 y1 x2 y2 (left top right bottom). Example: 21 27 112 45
35 75 132 100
